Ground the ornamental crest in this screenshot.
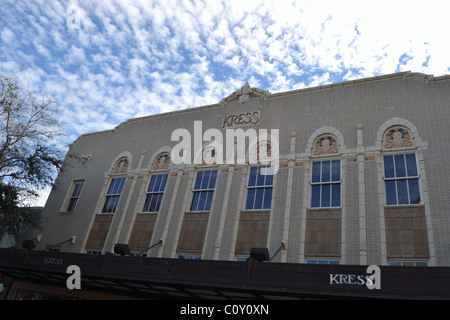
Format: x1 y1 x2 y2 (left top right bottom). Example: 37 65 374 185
153 152 170 170
384 127 412 149
313 134 339 156
112 157 129 174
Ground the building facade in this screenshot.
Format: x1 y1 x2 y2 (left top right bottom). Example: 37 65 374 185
35 71 450 268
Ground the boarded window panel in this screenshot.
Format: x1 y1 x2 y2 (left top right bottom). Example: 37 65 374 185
235 212 269 255
177 213 209 254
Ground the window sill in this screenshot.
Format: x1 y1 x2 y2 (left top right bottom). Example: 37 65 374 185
308 207 342 211
384 204 424 208
59 211 75 214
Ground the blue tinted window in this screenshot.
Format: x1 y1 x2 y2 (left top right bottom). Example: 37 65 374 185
194 171 203 189
385 180 397 205
311 185 321 208
321 161 331 182
254 188 264 209
209 170 218 188
72 183 83 197
311 160 341 208
331 184 341 207
331 160 340 181
321 184 331 207
246 166 273 210
201 171 211 189
384 155 395 178
143 174 169 212
405 153 418 177
263 188 272 209
191 192 200 211
396 180 409 204
248 167 257 187
312 162 321 183
394 154 406 177
408 179 421 204
246 188 256 209
197 191 207 211
205 191 214 211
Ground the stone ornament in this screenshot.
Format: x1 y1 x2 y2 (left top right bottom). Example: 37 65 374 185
112 157 129 174
153 152 170 170
313 134 339 156
384 126 413 149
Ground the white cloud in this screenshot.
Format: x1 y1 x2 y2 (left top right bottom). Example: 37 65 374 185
1 0 450 206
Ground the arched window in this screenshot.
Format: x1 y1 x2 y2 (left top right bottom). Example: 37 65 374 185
307 128 344 209
381 125 420 205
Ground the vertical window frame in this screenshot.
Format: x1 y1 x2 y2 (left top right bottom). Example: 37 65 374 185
65 180 85 212
189 169 218 212
141 173 169 213
101 177 126 214
383 152 421 206
245 165 274 211
310 159 342 209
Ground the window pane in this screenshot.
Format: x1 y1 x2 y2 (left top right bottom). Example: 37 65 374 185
331 184 341 207
248 167 257 187
321 184 331 207
405 153 418 177
311 185 320 207
156 193 164 211
331 160 340 182
201 171 211 189
408 179 421 204
263 187 272 209
143 194 151 212
254 188 264 209
321 161 331 182
264 170 274 186
205 191 214 211
154 174 163 192
103 196 119 213
73 183 83 197
67 198 78 212
197 191 208 211
394 154 406 177
246 188 256 209
194 171 203 189
312 162 321 183
108 179 117 194
190 192 200 211
396 180 409 204
208 170 218 189
385 181 397 205
148 175 157 193
256 167 265 186
160 174 168 191
384 155 395 178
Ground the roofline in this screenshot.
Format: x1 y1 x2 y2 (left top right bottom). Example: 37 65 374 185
69 71 450 147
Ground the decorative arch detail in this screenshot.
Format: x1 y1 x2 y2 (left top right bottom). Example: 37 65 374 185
110 151 132 175
306 126 345 157
377 117 420 150
152 152 170 170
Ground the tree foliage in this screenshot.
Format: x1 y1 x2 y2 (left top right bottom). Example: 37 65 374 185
0 72 64 241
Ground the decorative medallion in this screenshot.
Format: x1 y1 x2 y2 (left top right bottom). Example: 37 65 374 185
200 146 218 165
313 134 339 156
250 140 272 162
220 83 270 106
384 127 412 149
112 157 129 174
153 152 170 170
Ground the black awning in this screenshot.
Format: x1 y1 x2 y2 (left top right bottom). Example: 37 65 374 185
1 247 449 300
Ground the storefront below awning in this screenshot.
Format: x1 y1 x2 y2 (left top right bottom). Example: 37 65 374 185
1 247 450 300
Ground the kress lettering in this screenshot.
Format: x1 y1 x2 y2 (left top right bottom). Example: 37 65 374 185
222 111 260 128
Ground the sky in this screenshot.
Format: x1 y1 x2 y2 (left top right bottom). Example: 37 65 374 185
1 0 450 205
